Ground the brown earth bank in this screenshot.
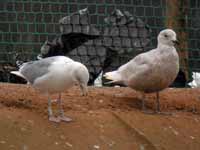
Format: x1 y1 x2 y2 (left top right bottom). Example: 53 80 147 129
0 83 200 150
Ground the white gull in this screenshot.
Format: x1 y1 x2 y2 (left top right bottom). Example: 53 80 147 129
104 29 179 114
11 56 89 122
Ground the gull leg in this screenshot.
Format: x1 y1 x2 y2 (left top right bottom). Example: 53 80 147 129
51 99 58 103
80 83 88 96
57 93 72 122
48 95 60 123
142 93 146 111
141 93 155 114
156 92 161 112
155 92 172 115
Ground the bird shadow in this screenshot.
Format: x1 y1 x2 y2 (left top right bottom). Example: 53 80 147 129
111 96 154 111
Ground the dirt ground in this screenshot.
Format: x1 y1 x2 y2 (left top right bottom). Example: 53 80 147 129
0 83 200 150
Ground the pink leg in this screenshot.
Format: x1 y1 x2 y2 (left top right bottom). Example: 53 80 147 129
57 93 72 122
48 95 60 123
49 116 61 123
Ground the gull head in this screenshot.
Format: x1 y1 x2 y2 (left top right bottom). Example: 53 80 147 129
158 29 179 47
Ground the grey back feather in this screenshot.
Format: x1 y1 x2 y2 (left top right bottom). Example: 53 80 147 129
20 57 64 84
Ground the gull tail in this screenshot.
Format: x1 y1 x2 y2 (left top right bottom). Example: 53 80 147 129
10 71 26 79
103 71 122 84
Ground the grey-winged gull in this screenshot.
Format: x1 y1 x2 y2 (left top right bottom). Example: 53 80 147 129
11 56 89 122
104 29 179 114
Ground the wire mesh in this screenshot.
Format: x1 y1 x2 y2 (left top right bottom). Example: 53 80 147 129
0 0 199 85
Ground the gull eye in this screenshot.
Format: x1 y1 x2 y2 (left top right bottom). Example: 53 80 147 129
164 34 168 38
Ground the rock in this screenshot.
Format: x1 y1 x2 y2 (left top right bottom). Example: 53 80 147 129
37 8 150 85
65 142 73 147
140 144 145 150
99 99 103 103
60 135 66 140
93 145 100 149
190 136 195 140
0 141 6 144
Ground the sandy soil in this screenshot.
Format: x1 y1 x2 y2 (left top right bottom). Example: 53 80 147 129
0 83 200 150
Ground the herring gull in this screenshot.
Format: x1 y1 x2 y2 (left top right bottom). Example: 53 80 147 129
11 56 89 122
104 29 179 114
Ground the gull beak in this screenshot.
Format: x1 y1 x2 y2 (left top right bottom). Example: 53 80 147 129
172 40 179 45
